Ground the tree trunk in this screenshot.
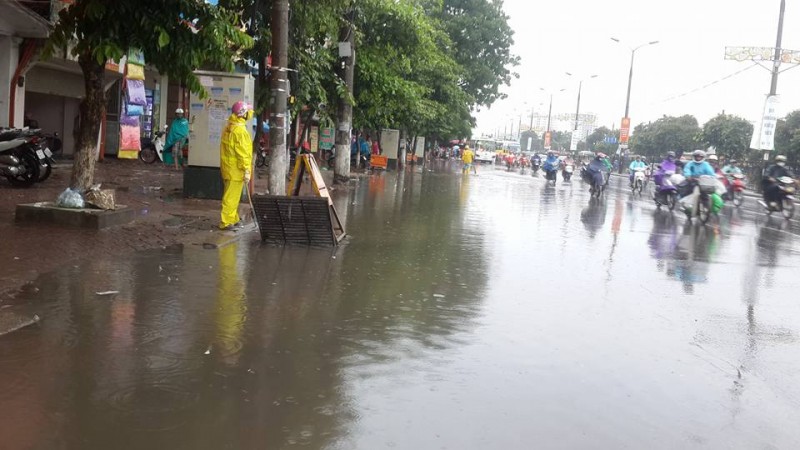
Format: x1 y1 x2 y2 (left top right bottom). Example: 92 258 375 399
267 0 289 195
398 129 406 171
70 52 106 191
334 9 355 184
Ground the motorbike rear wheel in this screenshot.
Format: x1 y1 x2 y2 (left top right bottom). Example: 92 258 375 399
7 151 40 187
733 191 744 207
38 162 52 182
782 199 795 219
698 196 711 224
139 145 158 164
667 192 677 211
634 179 643 195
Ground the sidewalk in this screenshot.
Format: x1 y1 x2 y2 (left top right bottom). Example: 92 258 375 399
0 159 237 303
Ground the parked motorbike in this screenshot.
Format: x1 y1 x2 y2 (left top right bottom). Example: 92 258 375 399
758 176 795 219
653 170 680 211
139 128 166 164
562 163 574 182
632 167 646 195
0 128 43 187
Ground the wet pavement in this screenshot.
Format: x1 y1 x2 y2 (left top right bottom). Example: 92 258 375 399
2 163 800 449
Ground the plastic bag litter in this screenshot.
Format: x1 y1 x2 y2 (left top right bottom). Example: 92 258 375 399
56 188 84 209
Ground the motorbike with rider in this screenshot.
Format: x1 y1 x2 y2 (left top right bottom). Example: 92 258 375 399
542 151 560 185
760 154 797 218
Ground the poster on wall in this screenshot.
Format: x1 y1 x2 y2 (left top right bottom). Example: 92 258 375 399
208 98 229 145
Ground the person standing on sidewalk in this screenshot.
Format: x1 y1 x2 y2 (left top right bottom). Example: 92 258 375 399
164 108 190 169
219 101 253 231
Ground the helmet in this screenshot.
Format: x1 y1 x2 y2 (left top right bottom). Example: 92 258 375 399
231 101 251 117
707 154 718 161
775 155 787 162
175 108 185 114
635 155 641 159
667 151 676 158
692 149 706 159
729 159 737 164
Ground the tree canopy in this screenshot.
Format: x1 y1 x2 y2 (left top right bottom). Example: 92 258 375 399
701 113 753 162
629 115 701 159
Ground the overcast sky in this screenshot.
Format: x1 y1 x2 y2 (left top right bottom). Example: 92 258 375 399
474 0 800 136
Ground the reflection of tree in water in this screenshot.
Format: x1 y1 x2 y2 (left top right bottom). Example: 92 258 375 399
580 198 607 238
334 171 490 349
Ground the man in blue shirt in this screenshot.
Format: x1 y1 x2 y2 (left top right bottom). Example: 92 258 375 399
683 150 715 178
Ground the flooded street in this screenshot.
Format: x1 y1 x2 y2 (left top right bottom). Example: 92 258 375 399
3 165 800 449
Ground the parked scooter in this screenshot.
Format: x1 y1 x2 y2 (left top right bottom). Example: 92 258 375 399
758 176 795 219
0 128 44 187
139 128 166 163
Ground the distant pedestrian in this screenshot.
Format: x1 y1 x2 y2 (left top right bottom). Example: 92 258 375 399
462 145 475 175
164 108 189 170
372 136 380 155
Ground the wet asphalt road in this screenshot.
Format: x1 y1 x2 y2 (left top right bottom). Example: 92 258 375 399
2 162 800 449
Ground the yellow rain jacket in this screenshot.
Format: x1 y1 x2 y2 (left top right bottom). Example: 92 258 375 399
220 114 252 181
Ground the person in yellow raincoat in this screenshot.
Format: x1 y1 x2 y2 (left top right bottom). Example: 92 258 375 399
219 101 254 230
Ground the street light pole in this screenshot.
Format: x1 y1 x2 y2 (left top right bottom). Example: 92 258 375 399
611 37 658 155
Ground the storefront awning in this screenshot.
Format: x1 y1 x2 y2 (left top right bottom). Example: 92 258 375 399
0 1 50 38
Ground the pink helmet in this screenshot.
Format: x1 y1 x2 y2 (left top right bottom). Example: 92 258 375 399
231 101 251 117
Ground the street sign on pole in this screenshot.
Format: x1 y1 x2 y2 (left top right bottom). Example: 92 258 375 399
750 94 779 151
526 137 532 151
544 131 552 150
569 133 580 151
619 117 631 144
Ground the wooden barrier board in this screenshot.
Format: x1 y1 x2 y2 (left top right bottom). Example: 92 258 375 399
370 154 388 170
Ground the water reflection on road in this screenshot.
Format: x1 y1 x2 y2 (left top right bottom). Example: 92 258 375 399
1 166 800 449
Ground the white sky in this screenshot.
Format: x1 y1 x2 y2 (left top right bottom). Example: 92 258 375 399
474 0 800 136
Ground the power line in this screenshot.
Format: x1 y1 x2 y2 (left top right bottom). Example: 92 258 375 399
655 63 759 104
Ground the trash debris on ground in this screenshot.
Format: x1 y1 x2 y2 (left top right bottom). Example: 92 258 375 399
84 185 117 210
56 188 85 209
95 290 120 296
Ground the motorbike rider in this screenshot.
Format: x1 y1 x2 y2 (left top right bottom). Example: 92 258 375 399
722 159 743 176
585 152 609 191
543 151 560 178
659 151 678 173
762 155 795 206
683 150 715 178
628 155 646 187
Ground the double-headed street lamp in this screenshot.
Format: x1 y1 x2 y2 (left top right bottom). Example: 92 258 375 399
611 37 659 120
565 72 597 133
540 87 566 150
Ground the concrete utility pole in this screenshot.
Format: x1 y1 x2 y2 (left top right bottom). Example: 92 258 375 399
334 6 356 184
268 0 289 195
770 0 785 96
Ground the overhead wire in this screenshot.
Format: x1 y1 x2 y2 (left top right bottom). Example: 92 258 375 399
654 63 759 104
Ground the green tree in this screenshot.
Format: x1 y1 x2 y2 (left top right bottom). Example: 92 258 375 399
630 115 700 159
436 0 519 106
519 130 540 152
47 0 252 190
701 113 753 161
774 110 800 166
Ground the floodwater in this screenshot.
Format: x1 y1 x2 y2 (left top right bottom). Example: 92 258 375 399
2 164 800 449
